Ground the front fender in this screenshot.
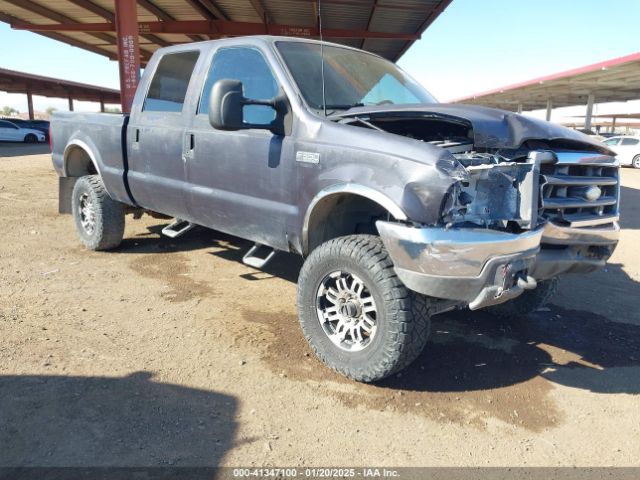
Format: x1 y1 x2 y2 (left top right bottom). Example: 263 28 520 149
302 183 408 254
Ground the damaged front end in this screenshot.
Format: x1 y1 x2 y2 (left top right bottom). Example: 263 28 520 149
341 107 620 310
439 150 544 231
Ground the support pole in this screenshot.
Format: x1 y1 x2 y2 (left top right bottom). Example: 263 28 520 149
68 96 74 111
585 94 595 132
517 103 523 114
545 99 553 122
26 88 34 120
611 116 617 133
114 0 140 113
100 98 105 113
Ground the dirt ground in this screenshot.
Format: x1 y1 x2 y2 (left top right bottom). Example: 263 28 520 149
1 143 639 467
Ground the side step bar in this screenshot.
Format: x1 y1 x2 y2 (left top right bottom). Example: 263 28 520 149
243 243 277 269
161 219 195 238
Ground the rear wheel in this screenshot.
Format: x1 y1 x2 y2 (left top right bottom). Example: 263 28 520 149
71 175 125 251
633 155 640 169
297 235 431 382
24 134 37 143
483 277 559 318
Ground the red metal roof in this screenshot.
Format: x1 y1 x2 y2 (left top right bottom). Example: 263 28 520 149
455 52 640 110
0 0 452 62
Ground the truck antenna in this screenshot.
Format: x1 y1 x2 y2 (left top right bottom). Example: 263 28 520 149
318 0 328 117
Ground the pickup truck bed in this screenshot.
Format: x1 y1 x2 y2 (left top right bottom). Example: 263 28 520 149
52 112 132 207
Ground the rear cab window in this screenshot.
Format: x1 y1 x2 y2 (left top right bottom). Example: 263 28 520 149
143 51 200 113
621 138 639 146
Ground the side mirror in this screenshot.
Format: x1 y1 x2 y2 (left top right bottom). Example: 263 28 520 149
208 79 288 136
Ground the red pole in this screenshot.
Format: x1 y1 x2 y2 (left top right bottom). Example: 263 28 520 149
114 0 140 113
26 87 34 120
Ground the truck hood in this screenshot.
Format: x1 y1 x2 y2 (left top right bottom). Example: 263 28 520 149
333 103 614 155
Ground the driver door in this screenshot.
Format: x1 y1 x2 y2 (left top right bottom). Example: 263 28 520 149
185 46 296 250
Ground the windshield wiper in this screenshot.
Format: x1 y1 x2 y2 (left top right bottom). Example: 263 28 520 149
322 103 364 115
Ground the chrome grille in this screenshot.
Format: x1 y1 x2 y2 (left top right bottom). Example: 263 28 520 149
539 153 619 228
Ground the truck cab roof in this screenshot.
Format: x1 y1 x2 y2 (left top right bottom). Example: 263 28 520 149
152 35 383 59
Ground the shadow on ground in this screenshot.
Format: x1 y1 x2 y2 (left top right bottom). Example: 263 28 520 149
620 184 640 229
117 223 640 399
0 372 238 467
118 225 302 283
382 299 640 395
0 142 50 158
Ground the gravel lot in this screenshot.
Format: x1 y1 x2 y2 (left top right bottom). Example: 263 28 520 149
1 143 639 467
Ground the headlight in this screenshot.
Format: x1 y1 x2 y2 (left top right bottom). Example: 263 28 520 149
435 155 469 182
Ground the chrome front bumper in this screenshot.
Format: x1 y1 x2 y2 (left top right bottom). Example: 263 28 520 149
376 220 619 310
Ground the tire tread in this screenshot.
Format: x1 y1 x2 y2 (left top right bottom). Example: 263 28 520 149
72 175 125 251
297 235 430 382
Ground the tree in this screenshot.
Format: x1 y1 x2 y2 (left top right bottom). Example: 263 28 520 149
45 106 57 115
1 106 19 116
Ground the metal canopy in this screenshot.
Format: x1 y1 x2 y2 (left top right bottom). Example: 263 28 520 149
0 67 120 118
456 52 640 111
576 112 640 119
0 67 120 103
0 0 452 62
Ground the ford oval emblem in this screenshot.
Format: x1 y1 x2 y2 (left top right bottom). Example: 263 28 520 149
584 185 602 202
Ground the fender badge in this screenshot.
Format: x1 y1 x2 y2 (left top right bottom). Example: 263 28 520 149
296 151 320 164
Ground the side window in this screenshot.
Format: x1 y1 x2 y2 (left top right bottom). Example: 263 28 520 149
621 138 639 146
144 51 200 113
199 47 279 124
603 138 620 146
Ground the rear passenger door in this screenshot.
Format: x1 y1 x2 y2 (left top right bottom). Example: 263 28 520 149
185 46 296 250
126 50 200 219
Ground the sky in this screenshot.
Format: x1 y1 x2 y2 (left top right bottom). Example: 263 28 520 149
1 0 639 120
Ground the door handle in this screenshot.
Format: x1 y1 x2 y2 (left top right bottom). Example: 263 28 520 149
182 133 195 162
132 128 141 150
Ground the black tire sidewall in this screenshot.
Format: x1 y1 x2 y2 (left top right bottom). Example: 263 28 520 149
296 235 426 382
633 155 640 168
25 134 36 143
299 252 390 369
71 177 102 249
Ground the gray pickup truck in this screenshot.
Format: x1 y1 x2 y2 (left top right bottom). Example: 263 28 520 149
51 36 620 382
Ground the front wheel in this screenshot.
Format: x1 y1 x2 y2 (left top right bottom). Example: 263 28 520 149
297 235 431 382
24 134 37 143
632 155 640 169
71 175 125 251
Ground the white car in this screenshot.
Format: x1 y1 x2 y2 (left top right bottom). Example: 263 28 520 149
602 136 640 168
0 119 46 143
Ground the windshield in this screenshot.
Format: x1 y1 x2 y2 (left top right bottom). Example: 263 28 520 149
276 41 437 114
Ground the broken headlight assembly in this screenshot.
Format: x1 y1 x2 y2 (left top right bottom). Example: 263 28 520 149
440 152 540 230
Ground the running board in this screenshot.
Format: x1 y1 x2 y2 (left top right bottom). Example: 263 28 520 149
161 219 195 238
242 243 277 269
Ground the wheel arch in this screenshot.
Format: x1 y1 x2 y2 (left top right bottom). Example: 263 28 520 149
302 184 407 255
63 140 101 178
